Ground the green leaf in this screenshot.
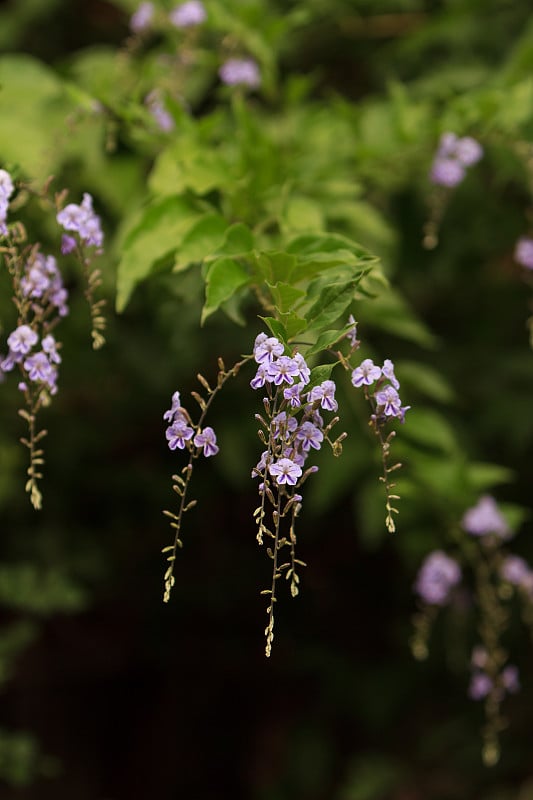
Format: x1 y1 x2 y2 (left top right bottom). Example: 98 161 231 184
202 258 250 323
304 323 354 356
304 277 361 333
466 462 515 491
116 197 202 311
215 222 255 257
252 251 298 284
174 213 229 268
149 143 229 196
260 317 289 343
283 196 325 232
399 408 459 455
356 288 438 348
267 282 306 314
0 55 74 180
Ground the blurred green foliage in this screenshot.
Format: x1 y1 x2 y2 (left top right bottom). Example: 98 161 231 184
0 0 533 797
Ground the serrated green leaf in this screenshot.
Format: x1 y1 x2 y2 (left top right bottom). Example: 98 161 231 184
215 222 255 257
202 257 250 323
149 144 229 196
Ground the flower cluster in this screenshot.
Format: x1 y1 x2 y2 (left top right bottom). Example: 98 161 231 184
413 550 461 606
514 236 533 270
130 0 207 33
57 192 104 251
0 168 14 236
250 333 340 490
468 647 520 702
351 357 409 422
219 58 261 89
461 494 511 539
430 132 483 187
164 390 219 457
412 494 533 765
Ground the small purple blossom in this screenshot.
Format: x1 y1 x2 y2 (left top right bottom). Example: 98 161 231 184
145 91 175 133
308 380 338 412
267 355 300 386
42 335 61 364
166 416 194 450
163 391 182 423
292 353 310 385
469 671 493 701
169 0 206 27
514 236 533 270
254 336 284 364
61 234 77 255
381 359 400 390
57 193 104 248
130 1 154 32
374 385 403 417
7 325 38 355
283 383 303 408
0 168 14 236
461 495 511 539
295 421 324 451
500 554 532 588
271 412 298 440
414 550 461 606
346 314 358 348
501 664 520 694
250 363 269 390
351 358 382 387
268 457 302 486
430 132 483 187
24 352 58 392
219 58 261 89
194 426 219 457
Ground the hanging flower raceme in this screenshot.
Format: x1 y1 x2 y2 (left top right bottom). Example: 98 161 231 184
430 132 483 187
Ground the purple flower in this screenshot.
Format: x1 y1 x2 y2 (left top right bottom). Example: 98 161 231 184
169 1 206 27
42 335 61 364
166 416 194 450
430 158 465 187
471 646 488 669
283 383 303 408
514 236 533 270
469 672 492 701
292 353 310 384
308 380 338 412
57 193 104 249
268 457 302 486
454 136 483 167
461 495 511 539
351 358 382 387
295 421 323 451
501 664 520 694
163 391 182 423
500 554 532 587
24 352 58 392
194 426 219 457
250 363 269 390
381 359 400 390
7 325 38 355
267 355 300 386
130 1 154 32
346 314 358 348
0 169 14 235
414 550 461 606
219 58 261 89
271 412 298 440
61 234 77 255
429 132 483 187
254 336 284 364
374 385 402 417
145 91 175 133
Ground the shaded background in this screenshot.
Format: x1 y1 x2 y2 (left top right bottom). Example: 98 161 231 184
1 0 533 797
